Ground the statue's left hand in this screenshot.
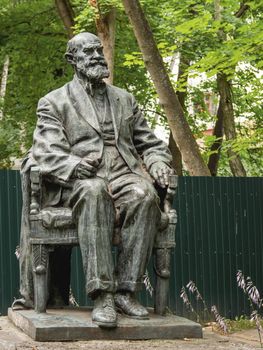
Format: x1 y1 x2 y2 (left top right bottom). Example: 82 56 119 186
149 162 175 188
73 157 100 179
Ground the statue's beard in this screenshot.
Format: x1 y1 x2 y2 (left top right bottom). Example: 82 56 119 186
77 61 110 83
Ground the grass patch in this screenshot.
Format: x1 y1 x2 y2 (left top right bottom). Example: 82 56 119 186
226 316 259 333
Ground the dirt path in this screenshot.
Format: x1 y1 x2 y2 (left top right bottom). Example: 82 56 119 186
0 316 260 350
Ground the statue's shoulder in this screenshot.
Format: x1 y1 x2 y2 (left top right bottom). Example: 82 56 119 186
40 83 69 105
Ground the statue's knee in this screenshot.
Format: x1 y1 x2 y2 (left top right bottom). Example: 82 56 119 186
131 182 157 203
144 187 158 204
75 178 107 197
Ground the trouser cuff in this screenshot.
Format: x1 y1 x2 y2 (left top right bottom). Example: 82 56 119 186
86 279 116 297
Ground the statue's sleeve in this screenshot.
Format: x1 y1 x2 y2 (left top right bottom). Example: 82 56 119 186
32 97 81 182
130 95 172 170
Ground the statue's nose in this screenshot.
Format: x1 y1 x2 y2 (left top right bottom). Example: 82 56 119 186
93 49 101 58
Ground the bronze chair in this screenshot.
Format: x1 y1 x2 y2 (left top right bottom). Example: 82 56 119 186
29 166 178 315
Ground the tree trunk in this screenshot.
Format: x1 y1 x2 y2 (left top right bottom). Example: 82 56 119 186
89 1 116 84
214 0 221 22
214 0 246 176
95 9 116 84
207 99 224 176
217 73 247 176
168 52 189 175
176 52 189 112
0 55 9 120
55 0 75 38
122 0 210 176
168 133 183 175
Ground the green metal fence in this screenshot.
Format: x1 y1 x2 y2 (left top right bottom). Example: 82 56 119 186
0 170 21 315
0 170 263 319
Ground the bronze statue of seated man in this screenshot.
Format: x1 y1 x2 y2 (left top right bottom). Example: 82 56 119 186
18 32 173 328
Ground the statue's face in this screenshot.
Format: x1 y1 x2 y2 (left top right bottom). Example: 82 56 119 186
73 37 109 82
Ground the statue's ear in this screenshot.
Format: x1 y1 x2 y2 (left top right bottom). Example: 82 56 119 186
65 52 76 66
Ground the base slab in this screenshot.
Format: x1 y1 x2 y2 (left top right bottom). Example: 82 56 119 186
8 307 202 342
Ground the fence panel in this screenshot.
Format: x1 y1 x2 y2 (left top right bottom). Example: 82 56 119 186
172 177 263 319
0 170 21 315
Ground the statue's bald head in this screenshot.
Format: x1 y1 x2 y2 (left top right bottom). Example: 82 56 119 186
66 33 101 58
65 32 109 82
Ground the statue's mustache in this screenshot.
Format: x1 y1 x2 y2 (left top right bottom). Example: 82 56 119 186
87 60 107 68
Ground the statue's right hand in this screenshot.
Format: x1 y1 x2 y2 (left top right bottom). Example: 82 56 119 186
73 158 100 179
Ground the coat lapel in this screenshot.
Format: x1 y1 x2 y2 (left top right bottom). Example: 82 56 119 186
68 76 101 135
106 85 122 140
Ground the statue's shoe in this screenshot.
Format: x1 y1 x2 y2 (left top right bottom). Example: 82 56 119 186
92 292 117 328
114 292 149 319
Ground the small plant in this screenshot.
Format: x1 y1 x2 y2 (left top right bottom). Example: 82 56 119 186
180 287 195 313
180 280 228 333
187 280 210 319
237 270 262 308
180 272 263 342
180 285 203 323
143 270 153 297
251 310 263 347
211 305 228 334
69 287 79 307
236 270 263 348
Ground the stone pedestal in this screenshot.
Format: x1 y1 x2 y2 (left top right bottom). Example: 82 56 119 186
8 307 202 342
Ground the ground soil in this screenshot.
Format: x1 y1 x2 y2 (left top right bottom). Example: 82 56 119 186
0 316 260 350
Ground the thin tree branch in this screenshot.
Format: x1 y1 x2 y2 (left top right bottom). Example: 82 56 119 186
1 7 55 32
141 109 166 119
235 3 250 18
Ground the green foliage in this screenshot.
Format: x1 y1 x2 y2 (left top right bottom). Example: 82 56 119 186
73 0 122 32
0 0 72 167
123 51 144 67
155 0 263 176
0 0 262 175
0 118 21 167
73 3 96 32
202 130 263 177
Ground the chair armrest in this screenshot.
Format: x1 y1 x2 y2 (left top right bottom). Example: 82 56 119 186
155 174 178 249
164 174 178 214
30 166 41 215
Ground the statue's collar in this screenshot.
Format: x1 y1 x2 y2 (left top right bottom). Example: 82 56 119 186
69 76 122 139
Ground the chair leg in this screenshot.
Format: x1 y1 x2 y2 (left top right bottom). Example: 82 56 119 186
154 248 171 315
32 244 49 313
